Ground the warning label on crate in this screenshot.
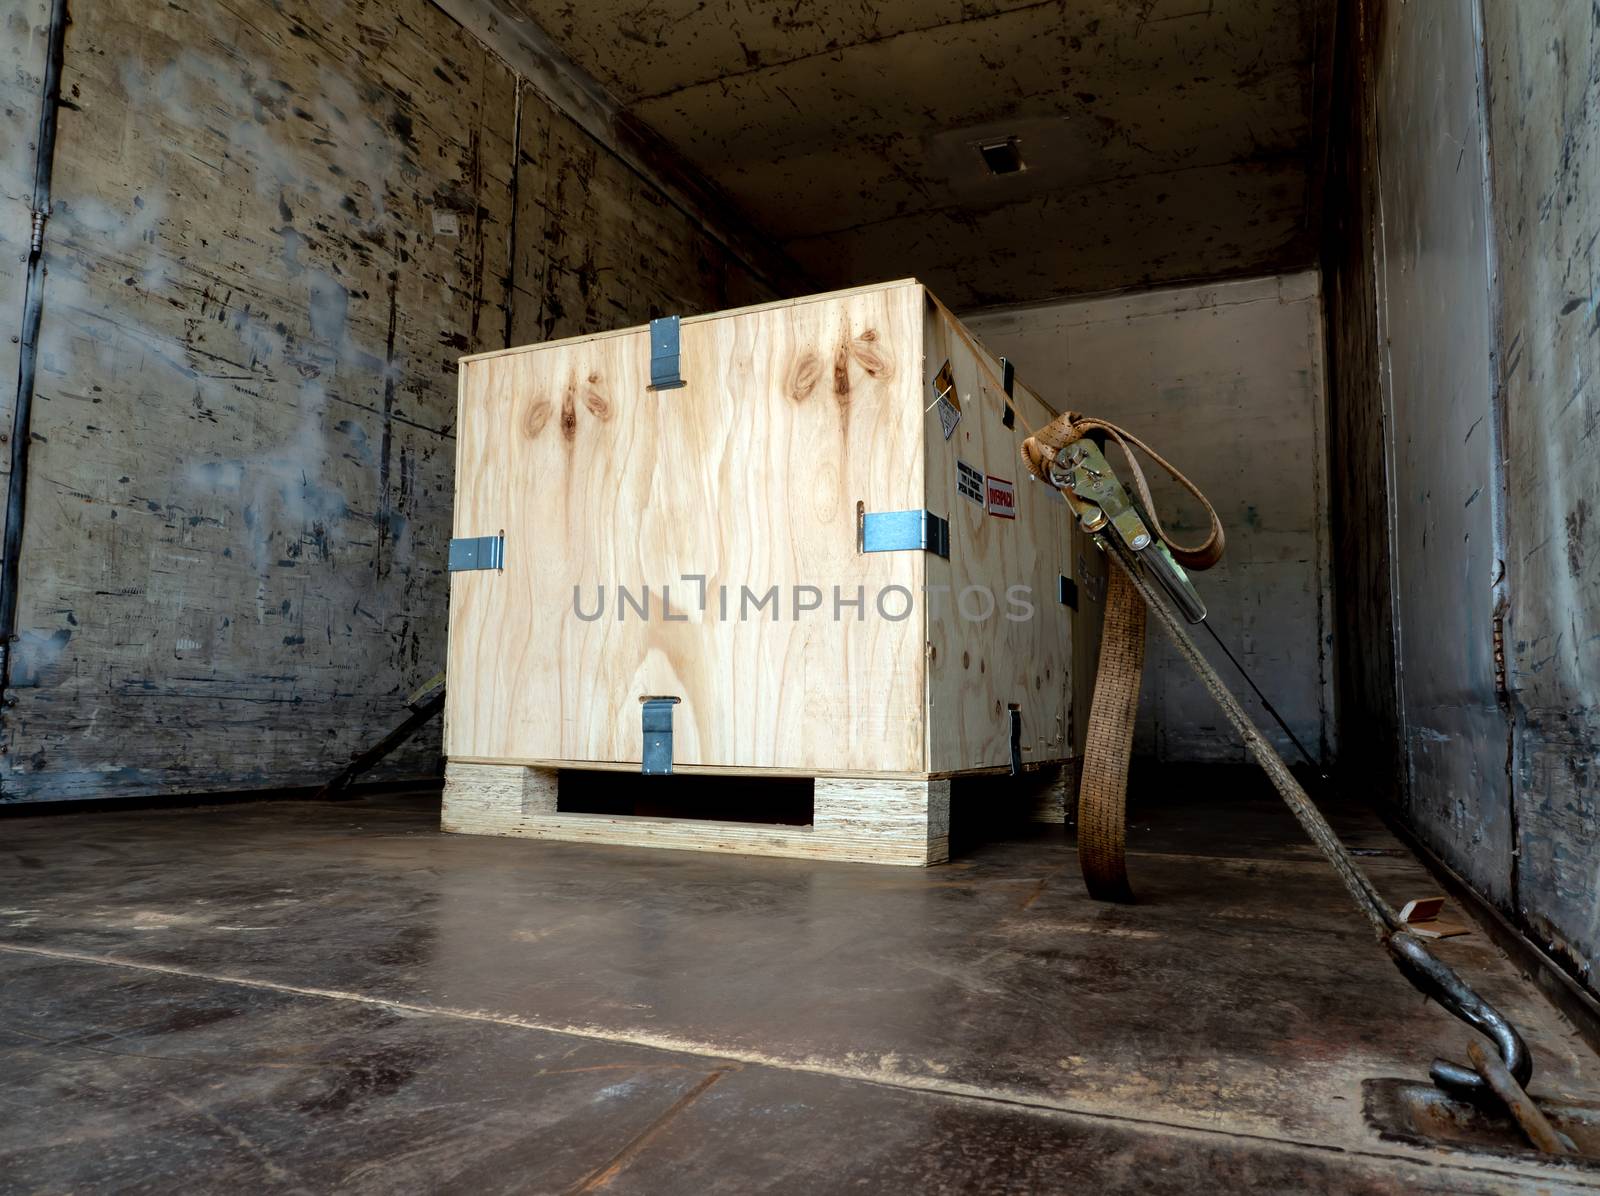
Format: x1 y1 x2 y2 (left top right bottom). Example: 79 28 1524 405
986 474 1017 519
957 459 984 505
932 360 961 440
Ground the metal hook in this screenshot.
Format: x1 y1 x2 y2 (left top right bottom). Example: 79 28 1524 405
1385 930 1531 1098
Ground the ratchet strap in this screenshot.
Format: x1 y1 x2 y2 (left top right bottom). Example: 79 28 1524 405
1022 411 1226 570
1020 409 1554 1144
1023 410 1225 900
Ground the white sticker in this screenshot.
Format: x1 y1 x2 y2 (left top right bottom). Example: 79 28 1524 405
432 209 460 237
957 459 984 504
986 474 1017 519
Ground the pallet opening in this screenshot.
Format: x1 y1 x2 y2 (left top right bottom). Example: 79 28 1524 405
555 770 815 827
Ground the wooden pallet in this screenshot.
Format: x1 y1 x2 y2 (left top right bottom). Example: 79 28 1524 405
1027 758 1079 826
442 761 1074 866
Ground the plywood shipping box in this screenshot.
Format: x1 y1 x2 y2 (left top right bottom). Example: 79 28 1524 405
442 280 1085 864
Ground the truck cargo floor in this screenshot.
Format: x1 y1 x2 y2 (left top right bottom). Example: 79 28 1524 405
3 771 1597 1192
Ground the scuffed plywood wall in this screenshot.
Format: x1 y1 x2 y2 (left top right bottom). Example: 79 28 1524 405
0 0 52 526
504 105 773 348
0 0 773 802
965 273 1333 765
1483 0 1600 991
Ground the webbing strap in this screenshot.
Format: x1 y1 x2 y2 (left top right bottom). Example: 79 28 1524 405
1077 564 1145 902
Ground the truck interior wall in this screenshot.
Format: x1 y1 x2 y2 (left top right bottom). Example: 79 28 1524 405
1325 0 1600 996
1481 0 1600 997
0 0 780 803
1321 0 1404 817
965 273 1333 767
0 1 53 536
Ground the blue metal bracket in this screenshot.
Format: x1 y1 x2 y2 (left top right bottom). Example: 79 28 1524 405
648 315 686 391
447 534 504 572
861 509 950 559
641 697 680 775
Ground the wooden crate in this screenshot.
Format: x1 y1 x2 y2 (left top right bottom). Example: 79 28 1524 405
443 280 1080 864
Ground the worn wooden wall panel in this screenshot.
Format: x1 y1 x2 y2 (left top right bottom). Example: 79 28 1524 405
1482 0 1600 990
0 0 517 800
965 273 1333 765
0 0 53 524
0 0 776 802
1371 0 1513 905
1324 0 1600 996
506 86 768 347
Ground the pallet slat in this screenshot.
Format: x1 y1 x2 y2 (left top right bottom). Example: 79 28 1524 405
443 763 951 866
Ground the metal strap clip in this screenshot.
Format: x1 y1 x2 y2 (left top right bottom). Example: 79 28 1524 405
641 696 680 774
861 509 950 558
447 534 505 572
648 315 686 391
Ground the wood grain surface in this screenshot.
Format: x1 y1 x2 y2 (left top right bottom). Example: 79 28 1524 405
449 281 928 773
921 295 1074 774
447 280 1079 779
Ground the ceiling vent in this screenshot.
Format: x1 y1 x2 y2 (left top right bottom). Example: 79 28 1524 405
978 137 1025 175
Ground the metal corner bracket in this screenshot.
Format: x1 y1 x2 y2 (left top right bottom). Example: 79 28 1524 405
648 315 686 391
447 533 505 572
861 509 950 559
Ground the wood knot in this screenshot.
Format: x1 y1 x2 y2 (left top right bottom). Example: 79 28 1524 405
848 331 891 379
583 376 612 421
522 398 551 439
832 343 851 400
788 352 822 402
560 384 578 440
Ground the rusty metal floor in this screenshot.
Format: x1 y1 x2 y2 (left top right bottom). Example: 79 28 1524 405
3 772 1599 1192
